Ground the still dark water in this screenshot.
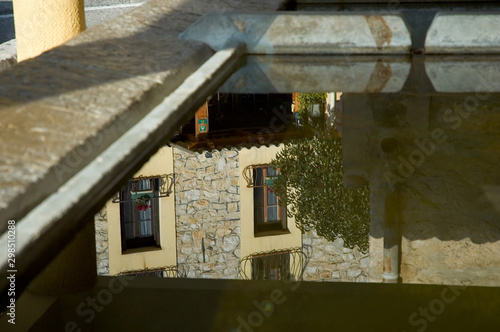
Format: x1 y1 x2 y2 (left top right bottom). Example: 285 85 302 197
175 55 500 286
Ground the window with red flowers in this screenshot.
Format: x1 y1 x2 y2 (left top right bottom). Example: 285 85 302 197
119 177 161 252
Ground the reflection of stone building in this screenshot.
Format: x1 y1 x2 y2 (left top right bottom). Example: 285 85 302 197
95 144 370 282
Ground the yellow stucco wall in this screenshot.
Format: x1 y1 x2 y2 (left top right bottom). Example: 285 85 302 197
13 0 85 61
107 146 177 275
239 146 302 261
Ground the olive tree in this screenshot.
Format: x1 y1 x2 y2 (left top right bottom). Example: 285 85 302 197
270 131 370 251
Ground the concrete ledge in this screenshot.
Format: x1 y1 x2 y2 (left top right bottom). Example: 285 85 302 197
0 37 214 221
297 0 499 2
426 13 500 54
0 39 16 72
181 13 412 54
31 277 500 331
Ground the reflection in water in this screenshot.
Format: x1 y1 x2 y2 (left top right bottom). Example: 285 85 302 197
168 91 373 283
343 91 500 285
173 56 500 287
270 130 370 252
105 56 500 289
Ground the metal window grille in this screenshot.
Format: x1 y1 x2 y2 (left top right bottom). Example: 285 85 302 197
239 247 310 281
116 266 187 278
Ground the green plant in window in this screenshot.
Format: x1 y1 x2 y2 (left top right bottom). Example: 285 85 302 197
296 92 327 115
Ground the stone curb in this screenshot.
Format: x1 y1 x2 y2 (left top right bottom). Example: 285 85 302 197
426 13 500 54
0 39 16 72
181 13 412 54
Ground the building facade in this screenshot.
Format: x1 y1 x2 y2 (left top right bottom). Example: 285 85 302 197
95 144 370 282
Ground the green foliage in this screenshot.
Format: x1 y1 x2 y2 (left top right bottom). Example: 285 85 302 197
297 92 327 114
270 132 370 252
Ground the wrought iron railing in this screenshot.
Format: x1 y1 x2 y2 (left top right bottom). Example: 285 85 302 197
239 247 310 281
116 265 186 278
242 164 272 188
111 173 175 203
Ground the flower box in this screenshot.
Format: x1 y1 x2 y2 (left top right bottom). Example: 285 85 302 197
132 192 154 211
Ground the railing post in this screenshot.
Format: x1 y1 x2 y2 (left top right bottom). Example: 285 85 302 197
12 0 85 61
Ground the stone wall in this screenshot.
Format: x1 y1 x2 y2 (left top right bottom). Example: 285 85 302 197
303 229 369 282
174 148 241 279
95 207 109 276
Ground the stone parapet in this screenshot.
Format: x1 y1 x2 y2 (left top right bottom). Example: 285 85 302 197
0 39 16 73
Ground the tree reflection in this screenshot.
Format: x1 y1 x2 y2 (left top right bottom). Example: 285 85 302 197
270 129 370 252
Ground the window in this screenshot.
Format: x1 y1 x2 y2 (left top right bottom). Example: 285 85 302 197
119 177 161 252
251 251 291 280
252 165 288 236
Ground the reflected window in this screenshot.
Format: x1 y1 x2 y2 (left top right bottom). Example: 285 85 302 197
119 178 161 252
120 270 165 278
251 252 291 280
117 266 186 278
252 165 288 236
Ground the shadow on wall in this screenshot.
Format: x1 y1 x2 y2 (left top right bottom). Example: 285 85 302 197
343 93 500 244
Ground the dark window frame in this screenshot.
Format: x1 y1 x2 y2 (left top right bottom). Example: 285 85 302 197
119 177 161 252
252 165 289 237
